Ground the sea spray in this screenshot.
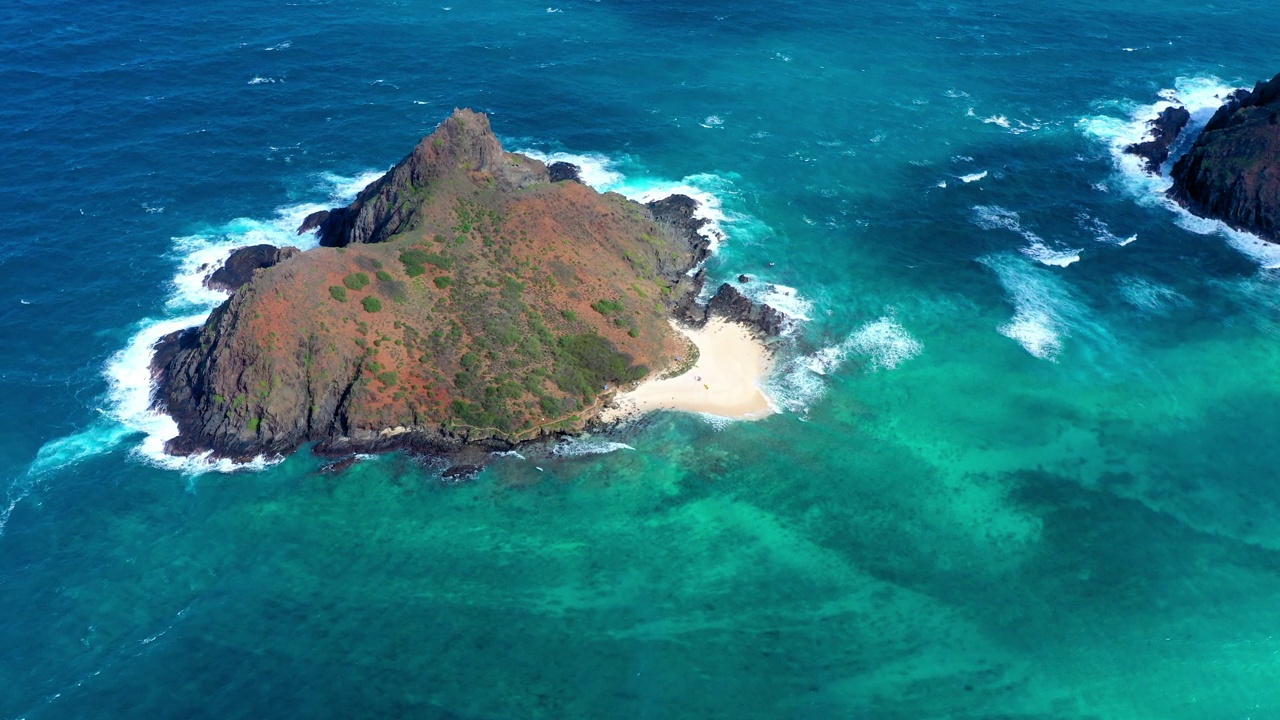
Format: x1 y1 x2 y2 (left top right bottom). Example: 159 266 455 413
551 437 635 457
765 315 921 415
972 205 1082 267
1079 76 1280 267
979 253 1096 360
19 171 382 482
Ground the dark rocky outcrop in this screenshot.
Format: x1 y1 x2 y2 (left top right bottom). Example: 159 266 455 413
205 245 299 292
547 161 583 183
1169 72 1280 242
1125 105 1191 174
668 276 785 338
644 194 713 280
705 284 786 337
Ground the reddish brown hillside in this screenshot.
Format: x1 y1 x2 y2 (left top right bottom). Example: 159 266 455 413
153 109 716 461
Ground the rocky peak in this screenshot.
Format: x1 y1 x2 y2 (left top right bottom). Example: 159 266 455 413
299 109 549 247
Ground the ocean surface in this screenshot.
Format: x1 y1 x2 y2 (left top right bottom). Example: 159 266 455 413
4 0 1280 716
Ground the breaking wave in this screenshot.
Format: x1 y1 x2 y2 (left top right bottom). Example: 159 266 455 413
764 316 921 415
847 317 923 371
20 170 384 485
979 253 1093 361
551 437 635 457
1118 276 1191 314
1079 75 1280 267
972 205 1082 267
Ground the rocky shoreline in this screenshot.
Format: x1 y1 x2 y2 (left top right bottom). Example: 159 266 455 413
1124 72 1280 244
149 111 786 471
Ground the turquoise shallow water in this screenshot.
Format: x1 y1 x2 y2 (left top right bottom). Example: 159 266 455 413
4 0 1280 717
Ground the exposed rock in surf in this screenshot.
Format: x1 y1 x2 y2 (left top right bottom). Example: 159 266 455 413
547 161 583 183
1169 72 1280 243
204 244 299 293
705 283 786 337
1124 105 1191 174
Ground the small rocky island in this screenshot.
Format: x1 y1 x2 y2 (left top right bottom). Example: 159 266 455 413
1126 72 1280 242
152 109 780 464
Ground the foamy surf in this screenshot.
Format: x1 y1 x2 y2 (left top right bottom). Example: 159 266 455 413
764 316 921 416
1077 212 1137 246
848 317 923 371
972 205 1082 267
19 171 382 485
980 253 1085 360
1079 76 1280 267
551 437 635 457
1118 275 1191 314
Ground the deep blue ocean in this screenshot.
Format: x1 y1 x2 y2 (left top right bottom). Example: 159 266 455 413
4 1 1280 717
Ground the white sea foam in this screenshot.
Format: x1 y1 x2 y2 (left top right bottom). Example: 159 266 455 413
1020 242 1081 267
551 437 634 457
19 171 381 483
247 76 280 85
972 205 1082 267
1118 275 1191 313
847 317 923 371
763 317 919 415
732 279 813 325
766 349 842 416
979 253 1091 360
959 171 988 183
1078 76 1280 267
983 115 1011 128
1076 212 1137 246
699 115 724 129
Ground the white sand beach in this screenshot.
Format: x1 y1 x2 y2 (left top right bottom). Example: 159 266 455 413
601 319 776 422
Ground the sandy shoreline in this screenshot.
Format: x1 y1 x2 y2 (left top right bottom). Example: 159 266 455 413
600 319 776 423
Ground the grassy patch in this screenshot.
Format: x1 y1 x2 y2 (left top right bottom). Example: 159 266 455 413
329 286 348 302
551 332 648 399
591 298 625 315
362 296 383 313
344 272 370 291
434 276 453 289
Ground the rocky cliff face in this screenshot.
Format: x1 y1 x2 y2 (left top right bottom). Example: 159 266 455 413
152 109 778 462
1169 72 1280 242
